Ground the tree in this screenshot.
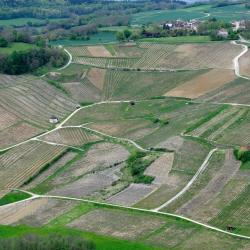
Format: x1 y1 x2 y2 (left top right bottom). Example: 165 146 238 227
123 29 132 40
0 37 8 47
116 31 125 41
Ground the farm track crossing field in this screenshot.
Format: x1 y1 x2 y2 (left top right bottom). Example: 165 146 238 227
2 32 250 249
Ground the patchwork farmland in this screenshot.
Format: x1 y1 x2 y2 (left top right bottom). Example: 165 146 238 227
1 37 250 250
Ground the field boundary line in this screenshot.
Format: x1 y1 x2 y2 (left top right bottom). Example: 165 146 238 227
152 148 218 211
7 189 250 241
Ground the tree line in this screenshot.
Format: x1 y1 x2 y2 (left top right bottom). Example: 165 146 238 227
0 47 67 74
0 233 96 250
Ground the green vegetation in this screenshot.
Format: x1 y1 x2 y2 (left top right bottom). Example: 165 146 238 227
234 148 250 169
139 35 211 44
0 225 163 250
0 191 31 206
126 151 155 184
0 42 35 54
0 233 95 250
0 47 67 74
0 17 46 27
185 105 229 134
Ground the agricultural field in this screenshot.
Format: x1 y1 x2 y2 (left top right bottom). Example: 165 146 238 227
71 42 241 72
1 31 250 249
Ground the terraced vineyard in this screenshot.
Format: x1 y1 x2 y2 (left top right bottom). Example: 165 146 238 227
0 77 76 128
0 141 66 198
1 37 250 250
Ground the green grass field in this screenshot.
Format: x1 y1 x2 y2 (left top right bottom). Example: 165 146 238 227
0 42 35 54
0 191 31 206
139 36 211 44
0 18 46 27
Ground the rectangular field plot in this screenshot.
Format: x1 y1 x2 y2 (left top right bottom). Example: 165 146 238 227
165 69 236 99
0 197 76 226
107 183 157 206
68 209 166 240
156 43 241 70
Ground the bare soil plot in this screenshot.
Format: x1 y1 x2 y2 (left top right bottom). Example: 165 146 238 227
16 198 76 226
0 106 19 130
62 81 101 102
50 164 121 198
0 198 47 225
155 136 184 151
107 183 157 206
0 141 66 197
165 69 236 99
87 68 106 90
239 50 250 77
87 46 112 57
145 153 174 185
0 198 75 226
41 127 101 146
48 143 129 187
0 122 43 149
68 209 166 240
177 150 240 222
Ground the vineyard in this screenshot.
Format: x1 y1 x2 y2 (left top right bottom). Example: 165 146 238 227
74 56 138 69
0 141 66 198
0 77 76 128
187 106 246 143
41 127 101 146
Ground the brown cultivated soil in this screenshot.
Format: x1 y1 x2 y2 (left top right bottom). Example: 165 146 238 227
165 69 236 99
87 68 106 90
87 46 112 57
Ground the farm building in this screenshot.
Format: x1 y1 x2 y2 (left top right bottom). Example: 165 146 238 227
49 115 59 124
